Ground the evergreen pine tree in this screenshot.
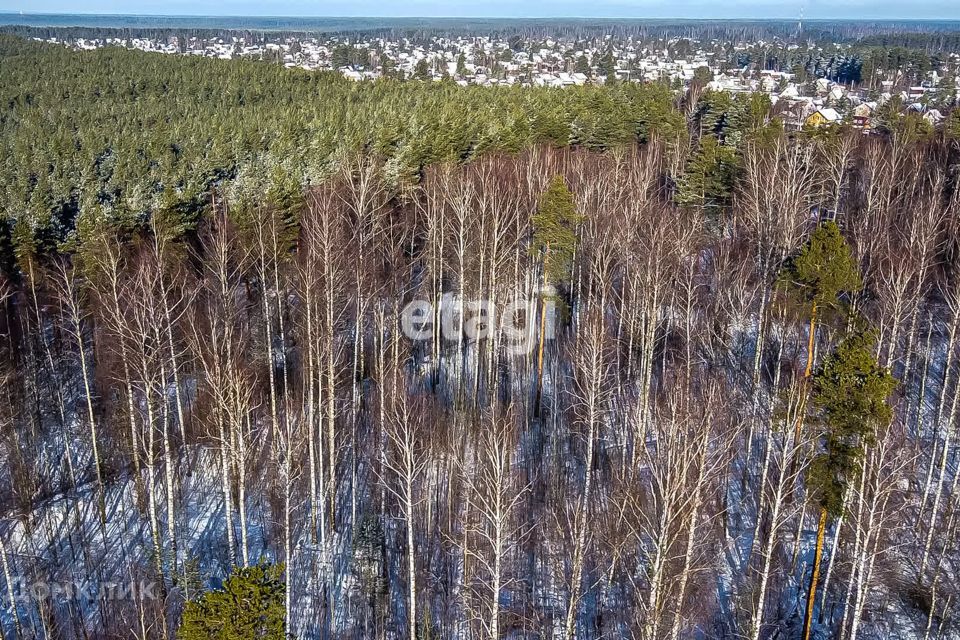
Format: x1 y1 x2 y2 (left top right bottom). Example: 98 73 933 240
531 175 582 415
780 220 862 378
802 330 896 640
177 562 286 640
531 175 582 287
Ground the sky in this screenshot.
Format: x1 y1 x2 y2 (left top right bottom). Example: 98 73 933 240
1 0 958 20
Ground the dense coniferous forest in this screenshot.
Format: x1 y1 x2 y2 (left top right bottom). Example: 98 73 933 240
1 32 960 640
4 18 960 44
0 35 683 244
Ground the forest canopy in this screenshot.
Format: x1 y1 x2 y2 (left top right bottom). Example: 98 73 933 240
0 35 684 254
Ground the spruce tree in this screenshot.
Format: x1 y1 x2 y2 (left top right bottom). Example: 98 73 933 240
575 54 591 76
414 58 431 80
675 134 739 221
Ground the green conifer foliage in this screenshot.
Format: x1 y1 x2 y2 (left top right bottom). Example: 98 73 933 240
531 175 583 288
531 175 583 415
801 328 895 640
783 221 861 308
177 562 286 640
947 108 960 140
809 329 896 516
780 220 862 377
675 135 739 215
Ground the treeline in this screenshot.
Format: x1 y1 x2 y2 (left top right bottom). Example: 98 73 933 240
5 19 960 46
856 32 960 53
720 41 959 88
0 35 683 254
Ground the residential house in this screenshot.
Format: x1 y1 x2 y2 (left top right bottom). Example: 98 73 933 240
805 107 841 128
780 101 816 131
851 102 874 129
779 83 800 100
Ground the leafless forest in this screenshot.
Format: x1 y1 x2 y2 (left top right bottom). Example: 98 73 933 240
1 133 960 640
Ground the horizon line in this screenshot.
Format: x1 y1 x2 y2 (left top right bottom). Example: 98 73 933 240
2 11 958 22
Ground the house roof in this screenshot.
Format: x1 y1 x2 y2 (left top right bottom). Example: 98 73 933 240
817 108 840 122
779 84 800 98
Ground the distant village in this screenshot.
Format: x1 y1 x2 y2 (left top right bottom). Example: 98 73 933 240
43 32 960 131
